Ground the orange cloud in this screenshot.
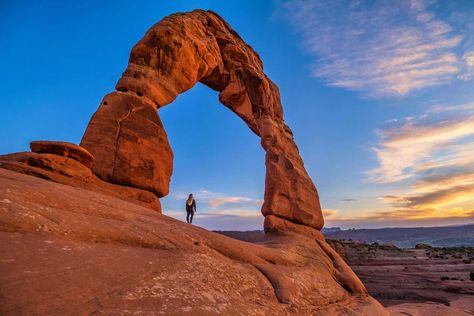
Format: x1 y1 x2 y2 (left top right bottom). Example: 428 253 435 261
322 208 338 218
365 102 474 222
367 115 474 183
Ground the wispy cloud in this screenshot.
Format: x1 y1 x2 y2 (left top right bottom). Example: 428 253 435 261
208 196 263 210
165 208 263 231
167 191 342 229
460 51 474 80
165 189 263 224
165 209 262 219
322 208 338 218
366 102 474 183
280 0 474 96
365 102 474 221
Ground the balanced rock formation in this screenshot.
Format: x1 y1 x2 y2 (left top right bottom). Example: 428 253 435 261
80 9 324 231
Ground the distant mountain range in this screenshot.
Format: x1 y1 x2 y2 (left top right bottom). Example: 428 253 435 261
323 224 474 248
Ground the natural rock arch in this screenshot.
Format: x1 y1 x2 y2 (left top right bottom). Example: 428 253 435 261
81 10 324 230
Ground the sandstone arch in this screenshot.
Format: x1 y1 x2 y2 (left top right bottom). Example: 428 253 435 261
81 10 324 230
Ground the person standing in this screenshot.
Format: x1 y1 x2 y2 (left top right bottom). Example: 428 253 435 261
186 194 197 224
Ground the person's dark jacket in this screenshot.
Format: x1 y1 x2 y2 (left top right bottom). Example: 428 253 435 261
186 200 196 213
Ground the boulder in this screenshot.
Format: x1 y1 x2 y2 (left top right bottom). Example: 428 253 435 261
0 152 161 212
30 141 94 170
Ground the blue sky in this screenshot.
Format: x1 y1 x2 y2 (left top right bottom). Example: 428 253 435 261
1 0 474 230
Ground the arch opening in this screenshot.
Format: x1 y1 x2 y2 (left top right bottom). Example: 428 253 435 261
80 9 324 232
158 83 265 230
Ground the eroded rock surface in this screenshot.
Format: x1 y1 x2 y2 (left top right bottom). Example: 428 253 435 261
0 150 161 212
0 169 387 315
80 9 323 230
30 140 95 169
327 239 474 313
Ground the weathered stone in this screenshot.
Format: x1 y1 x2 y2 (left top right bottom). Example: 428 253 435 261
315 238 368 295
81 9 324 230
0 168 388 315
30 140 95 169
81 93 172 197
0 152 161 212
264 214 324 241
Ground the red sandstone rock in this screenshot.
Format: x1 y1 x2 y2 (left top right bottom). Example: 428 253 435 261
30 140 94 169
264 214 325 240
327 239 474 310
0 169 388 315
264 218 368 297
0 152 161 212
316 238 368 295
81 93 173 196
80 9 324 230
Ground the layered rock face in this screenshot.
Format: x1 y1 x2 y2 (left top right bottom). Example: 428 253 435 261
80 9 323 230
30 141 95 169
0 141 161 212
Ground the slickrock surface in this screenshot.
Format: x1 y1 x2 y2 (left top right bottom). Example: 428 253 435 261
327 240 474 315
0 169 387 315
30 140 95 169
0 150 161 212
80 9 324 230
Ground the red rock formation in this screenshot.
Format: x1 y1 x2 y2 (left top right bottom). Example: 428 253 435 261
0 146 161 212
0 10 392 315
0 168 388 315
80 9 324 230
327 239 474 311
30 141 95 169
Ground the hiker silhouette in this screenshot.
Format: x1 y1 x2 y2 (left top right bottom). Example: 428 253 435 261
185 194 197 224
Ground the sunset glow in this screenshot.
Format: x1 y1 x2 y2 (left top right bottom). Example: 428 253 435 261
1 0 473 230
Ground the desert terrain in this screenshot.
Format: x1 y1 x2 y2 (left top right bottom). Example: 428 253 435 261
220 231 474 315
0 168 385 315
327 240 474 308
1 7 473 316
2 167 473 315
